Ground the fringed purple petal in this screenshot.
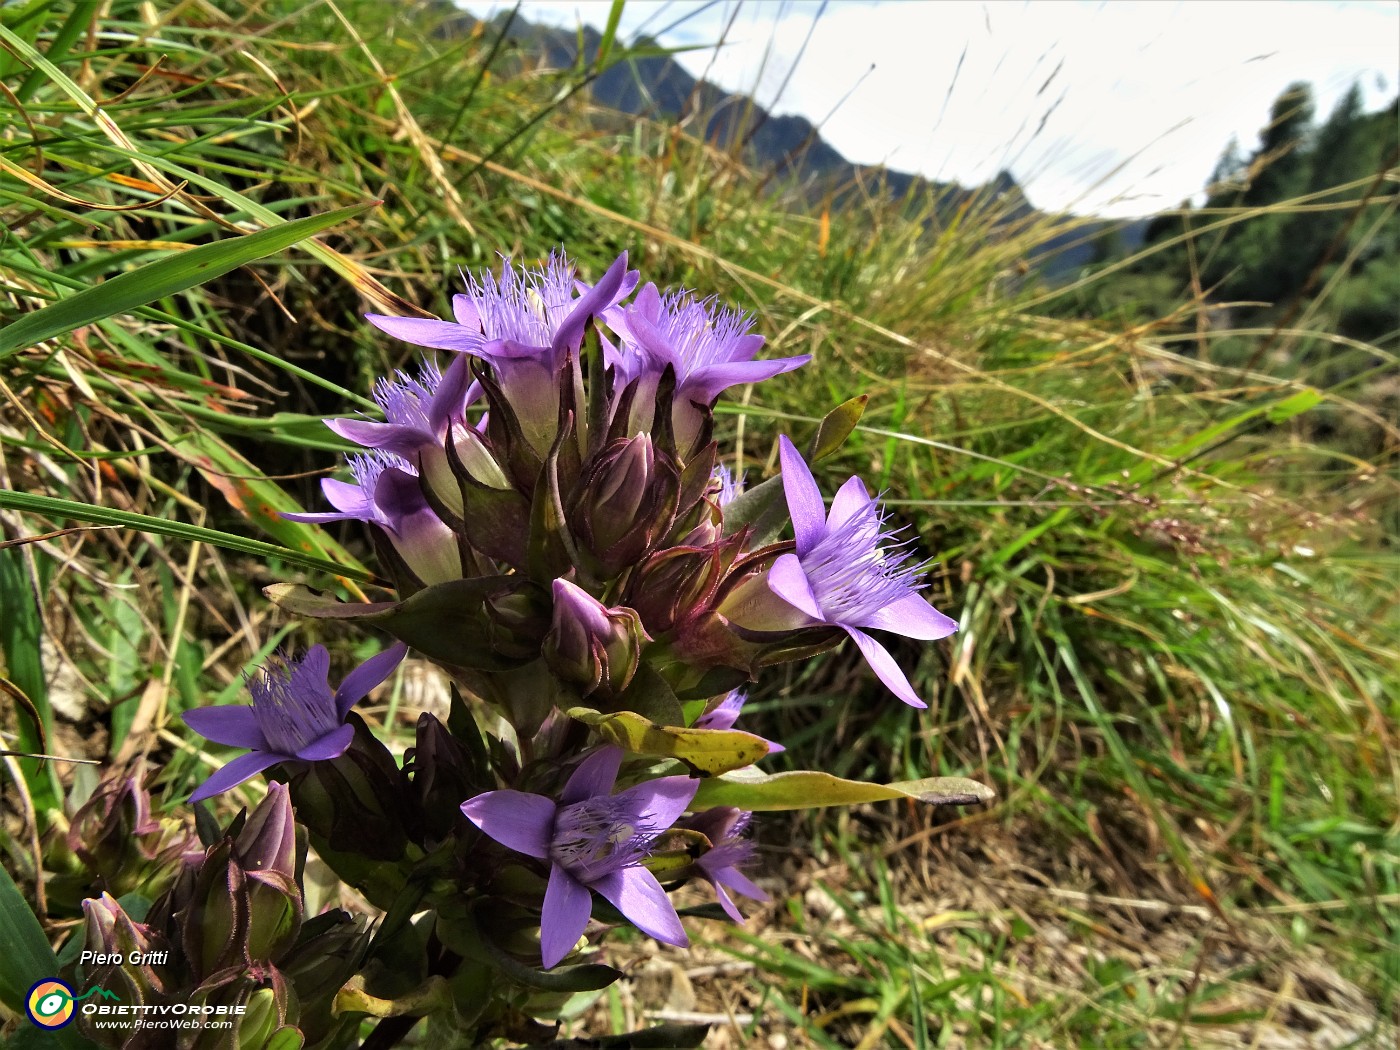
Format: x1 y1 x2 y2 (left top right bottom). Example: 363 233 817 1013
858 594 958 641
555 252 629 353
365 314 484 354
182 706 268 750
540 864 592 969
777 435 826 557
561 746 623 804
591 867 687 948
714 865 769 903
293 723 355 762
711 881 744 922
326 418 433 458
685 355 810 404
461 790 557 859
613 775 698 833
844 626 927 709
767 553 825 622
450 294 480 329
334 642 409 718
427 352 476 433
827 476 873 529
188 751 283 804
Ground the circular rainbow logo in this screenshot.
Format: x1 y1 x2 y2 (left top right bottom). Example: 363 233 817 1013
26 979 76 1029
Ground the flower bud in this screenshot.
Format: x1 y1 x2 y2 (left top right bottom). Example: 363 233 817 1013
65 775 195 901
77 893 175 1009
624 532 747 634
408 713 479 843
573 434 680 575
232 783 303 964
278 911 367 1046
543 579 650 696
186 966 298 1050
372 467 462 585
179 840 249 980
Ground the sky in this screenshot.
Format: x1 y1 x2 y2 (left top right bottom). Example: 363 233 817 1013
457 1 1399 218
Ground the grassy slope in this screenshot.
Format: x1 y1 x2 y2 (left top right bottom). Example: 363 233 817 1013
0 1 1395 1045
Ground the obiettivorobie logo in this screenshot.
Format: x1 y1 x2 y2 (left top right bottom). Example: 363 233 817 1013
24 979 119 1029
25 973 246 1035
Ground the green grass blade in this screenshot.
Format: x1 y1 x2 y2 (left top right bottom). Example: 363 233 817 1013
0 546 59 809
0 202 376 359
0 492 373 584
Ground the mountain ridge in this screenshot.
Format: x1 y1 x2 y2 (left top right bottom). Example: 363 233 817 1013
437 6 1149 274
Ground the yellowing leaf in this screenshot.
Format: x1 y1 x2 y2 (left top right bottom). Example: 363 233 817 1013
567 708 771 776
691 767 995 811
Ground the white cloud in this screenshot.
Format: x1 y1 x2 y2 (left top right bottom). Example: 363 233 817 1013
460 0 1398 217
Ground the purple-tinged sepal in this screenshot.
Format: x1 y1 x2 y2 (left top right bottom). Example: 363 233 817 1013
624 530 749 635
278 910 369 1046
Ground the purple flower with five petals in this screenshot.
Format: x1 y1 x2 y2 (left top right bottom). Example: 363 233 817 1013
284 452 462 585
764 435 957 708
460 746 698 968
604 284 810 450
183 644 407 803
680 807 769 922
365 252 638 450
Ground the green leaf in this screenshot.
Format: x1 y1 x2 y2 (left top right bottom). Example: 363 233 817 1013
0 868 96 1047
807 395 869 462
593 0 626 70
0 202 375 359
0 864 56 1015
567 708 771 776
691 767 995 811
0 491 373 583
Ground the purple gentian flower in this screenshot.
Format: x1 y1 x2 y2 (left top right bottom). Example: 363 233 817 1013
695 689 783 755
365 252 637 450
460 746 698 968
604 284 810 449
183 643 407 803
284 452 461 585
680 807 769 922
765 435 957 708
313 357 502 511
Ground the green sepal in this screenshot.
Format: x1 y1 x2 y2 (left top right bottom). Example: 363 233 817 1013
265 578 532 670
